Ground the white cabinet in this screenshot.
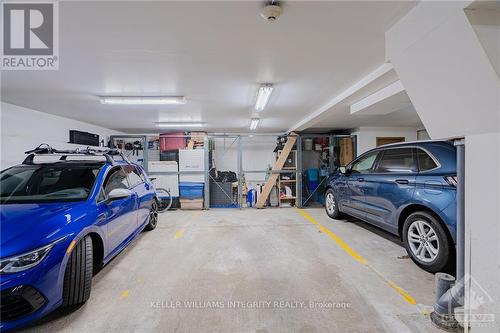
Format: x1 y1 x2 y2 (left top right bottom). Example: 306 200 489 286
179 149 205 183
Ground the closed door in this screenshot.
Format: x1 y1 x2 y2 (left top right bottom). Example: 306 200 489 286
343 151 379 218
376 137 405 147
102 167 138 252
124 165 153 226
362 148 418 231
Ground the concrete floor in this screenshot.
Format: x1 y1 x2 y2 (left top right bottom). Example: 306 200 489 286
21 208 443 333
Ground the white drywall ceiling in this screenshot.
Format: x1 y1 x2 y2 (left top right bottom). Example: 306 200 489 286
1 1 417 133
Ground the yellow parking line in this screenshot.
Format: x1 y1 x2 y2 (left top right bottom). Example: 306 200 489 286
296 208 416 305
173 211 201 240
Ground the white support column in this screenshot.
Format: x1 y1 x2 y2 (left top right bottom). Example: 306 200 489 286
386 2 500 332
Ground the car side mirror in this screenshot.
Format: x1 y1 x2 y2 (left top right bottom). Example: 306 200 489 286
107 188 132 202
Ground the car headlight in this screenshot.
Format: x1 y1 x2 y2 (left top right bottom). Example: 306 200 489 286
0 238 65 274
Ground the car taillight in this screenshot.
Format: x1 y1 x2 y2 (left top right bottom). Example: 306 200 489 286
444 176 457 187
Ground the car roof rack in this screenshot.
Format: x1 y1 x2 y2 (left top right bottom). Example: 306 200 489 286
22 144 130 165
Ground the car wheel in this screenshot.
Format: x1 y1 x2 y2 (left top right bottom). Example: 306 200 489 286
325 189 342 219
402 211 452 273
144 199 158 231
62 236 93 307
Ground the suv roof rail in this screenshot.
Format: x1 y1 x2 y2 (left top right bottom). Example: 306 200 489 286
22 144 130 165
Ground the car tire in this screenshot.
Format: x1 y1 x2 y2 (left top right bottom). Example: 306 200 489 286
62 236 93 307
144 199 158 231
325 188 342 219
402 211 452 273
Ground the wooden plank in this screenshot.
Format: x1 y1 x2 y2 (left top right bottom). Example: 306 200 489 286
256 133 297 208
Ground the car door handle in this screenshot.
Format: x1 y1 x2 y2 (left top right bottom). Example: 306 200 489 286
357 178 365 182
395 179 409 185
97 212 110 220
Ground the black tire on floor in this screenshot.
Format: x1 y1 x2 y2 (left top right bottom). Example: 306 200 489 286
402 211 453 273
324 188 342 219
62 236 93 307
144 199 158 231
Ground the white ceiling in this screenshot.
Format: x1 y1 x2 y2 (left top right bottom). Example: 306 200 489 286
1 1 418 133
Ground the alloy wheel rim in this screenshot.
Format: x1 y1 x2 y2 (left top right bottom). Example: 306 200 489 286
326 193 336 214
150 201 158 227
407 220 439 263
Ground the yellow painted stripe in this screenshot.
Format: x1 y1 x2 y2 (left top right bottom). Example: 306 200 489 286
296 208 416 305
297 208 366 264
173 211 201 240
120 290 129 298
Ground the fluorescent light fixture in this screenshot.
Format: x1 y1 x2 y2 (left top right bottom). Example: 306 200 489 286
155 122 204 128
254 84 273 111
100 96 186 105
249 118 260 130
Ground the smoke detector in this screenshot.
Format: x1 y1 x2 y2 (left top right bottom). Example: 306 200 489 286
260 3 282 22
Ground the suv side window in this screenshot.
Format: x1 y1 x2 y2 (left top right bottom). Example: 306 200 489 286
123 165 143 188
103 168 129 196
416 149 438 171
375 148 417 173
349 152 378 174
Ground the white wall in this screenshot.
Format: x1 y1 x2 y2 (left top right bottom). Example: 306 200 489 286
387 2 500 331
465 132 500 332
352 126 418 155
212 136 276 185
0 102 123 169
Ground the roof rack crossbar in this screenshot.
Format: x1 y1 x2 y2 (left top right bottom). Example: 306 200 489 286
22 144 131 165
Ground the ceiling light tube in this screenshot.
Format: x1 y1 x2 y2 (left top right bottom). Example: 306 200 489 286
100 96 187 105
250 118 260 130
254 84 273 111
155 122 204 128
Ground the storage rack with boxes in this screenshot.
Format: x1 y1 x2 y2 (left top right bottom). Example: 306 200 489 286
144 132 210 210
139 132 356 210
300 134 356 207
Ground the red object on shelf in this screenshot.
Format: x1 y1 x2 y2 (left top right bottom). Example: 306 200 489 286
315 137 328 146
160 132 186 151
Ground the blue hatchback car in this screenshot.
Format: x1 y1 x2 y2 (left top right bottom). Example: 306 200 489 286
324 140 457 273
0 147 158 331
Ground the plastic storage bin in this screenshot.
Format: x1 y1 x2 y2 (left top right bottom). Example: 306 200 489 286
179 182 204 199
160 132 186 151
305 169 319 182
160 150 179 162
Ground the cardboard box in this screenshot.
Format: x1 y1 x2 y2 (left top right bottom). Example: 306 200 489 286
180 198 204 210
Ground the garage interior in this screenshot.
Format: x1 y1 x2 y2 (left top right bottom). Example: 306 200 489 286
1 1 499 333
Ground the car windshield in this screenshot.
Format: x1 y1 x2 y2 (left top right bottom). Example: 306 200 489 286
0 164 102 204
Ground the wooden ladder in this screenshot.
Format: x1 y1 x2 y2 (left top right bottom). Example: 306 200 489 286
255 133 297 208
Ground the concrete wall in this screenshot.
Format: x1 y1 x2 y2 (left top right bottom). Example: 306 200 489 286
352 126 418 155
0 102 123 169
465 132 500 332
387 2 500 331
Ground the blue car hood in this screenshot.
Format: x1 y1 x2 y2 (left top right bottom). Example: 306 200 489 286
0 202 87 258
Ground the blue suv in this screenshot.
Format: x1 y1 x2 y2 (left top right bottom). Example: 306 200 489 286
324 140 456 273
0 146 158 331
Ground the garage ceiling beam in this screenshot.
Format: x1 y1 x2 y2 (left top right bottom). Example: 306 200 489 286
350 80 405 115
289 62 395 132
